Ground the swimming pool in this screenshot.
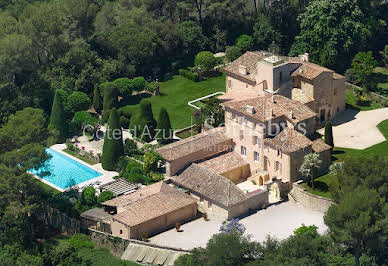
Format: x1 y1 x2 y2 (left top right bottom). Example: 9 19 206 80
29 148 102 190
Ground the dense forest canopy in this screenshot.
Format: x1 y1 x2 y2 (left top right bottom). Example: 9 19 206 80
0 0 386 126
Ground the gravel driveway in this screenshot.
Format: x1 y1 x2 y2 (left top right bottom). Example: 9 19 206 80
318 108 388 150
149 202 327 250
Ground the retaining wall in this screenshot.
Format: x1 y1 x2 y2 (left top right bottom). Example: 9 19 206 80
88 228 191 257
289 182 335 213
42 206 80 235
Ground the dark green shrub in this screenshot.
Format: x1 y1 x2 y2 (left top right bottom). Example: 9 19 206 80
93 87 102 113
71 111 99 135
235 34 253 52
130 100 156 142
49 90 67 142
215 57 224 65
195 51 216 73
157 107 173 144
68 92 91 113
132 77 146 93
120 116 130 128
179 69 199 81
97 191 115 204
101 109 124 170
125 159 142 173
102 82 118 120
123 166 145 183
82 186 96 206
324 121 334 148
114 77 133 99
124 139 140 156
226 46 242 62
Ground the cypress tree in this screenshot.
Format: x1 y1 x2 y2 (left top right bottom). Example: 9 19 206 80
130 100 156 142
93 87 102 114
49 90 66 142
102 82 118 121
101 108 124 170
157 107 173 144
324 121 334 148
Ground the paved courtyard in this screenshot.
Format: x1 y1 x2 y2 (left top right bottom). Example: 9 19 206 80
318 108 388 150
149 202 327 250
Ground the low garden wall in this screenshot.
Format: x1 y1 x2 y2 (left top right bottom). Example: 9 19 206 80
88 228 191 257
289 182 335 213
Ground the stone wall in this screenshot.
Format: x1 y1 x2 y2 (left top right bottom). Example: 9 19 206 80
88 228 191 257
289 181 335 213
42 206 80 235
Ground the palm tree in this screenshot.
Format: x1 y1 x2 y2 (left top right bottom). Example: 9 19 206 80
299 153 322 190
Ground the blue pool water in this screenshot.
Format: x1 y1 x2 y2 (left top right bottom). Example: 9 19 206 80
29 148 102 189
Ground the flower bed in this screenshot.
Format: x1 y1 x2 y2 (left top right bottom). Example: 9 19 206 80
65 142 100 164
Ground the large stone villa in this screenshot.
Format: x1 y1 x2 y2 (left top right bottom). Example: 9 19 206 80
81 51 343 240
155 51 342 218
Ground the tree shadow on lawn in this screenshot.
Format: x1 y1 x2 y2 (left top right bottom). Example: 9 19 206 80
313 180 329 192
119 93 152 107
331 150 345 162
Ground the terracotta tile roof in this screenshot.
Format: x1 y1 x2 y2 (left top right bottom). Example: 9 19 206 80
112 190 196 227
218 88 264 103
155 127 231 161
264 127 312 154
102 181 176 207
312 139 332 153
224 51 267 81
222 95 316 123
171 163 247 207
291 88 314 104
288 57 342 81
198 152 249 175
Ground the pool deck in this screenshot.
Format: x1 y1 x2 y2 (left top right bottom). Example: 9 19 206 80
35 144 118 193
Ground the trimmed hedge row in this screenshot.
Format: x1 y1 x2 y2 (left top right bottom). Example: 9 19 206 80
179 68 199 82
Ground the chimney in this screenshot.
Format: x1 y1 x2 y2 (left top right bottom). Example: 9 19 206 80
271 95 276 104
300 53 310 62
304 53 310 62
271 108 275 117
239 65 248 75
246 105 255 114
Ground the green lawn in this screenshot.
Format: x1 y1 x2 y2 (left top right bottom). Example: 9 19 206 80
303 119 388 199
122 74 226 129
63 148 98 165
374 67 388 96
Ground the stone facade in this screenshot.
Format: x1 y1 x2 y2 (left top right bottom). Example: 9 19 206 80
111 203 197 240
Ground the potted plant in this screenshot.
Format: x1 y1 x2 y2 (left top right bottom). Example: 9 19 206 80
141 232 148 241
175 222 181 232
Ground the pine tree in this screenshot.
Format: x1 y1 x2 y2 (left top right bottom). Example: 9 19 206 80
130 100 156 142
101 108 124 170
49 90 66 142
93 87 102 114
102 82 118 121
157 107 173 144
324 121 334 148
